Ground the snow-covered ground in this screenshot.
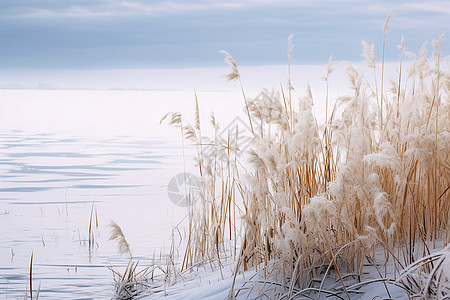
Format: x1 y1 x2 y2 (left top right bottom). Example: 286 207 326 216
136 243 450 300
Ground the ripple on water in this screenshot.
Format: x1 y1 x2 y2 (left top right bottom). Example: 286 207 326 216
0 131 181 299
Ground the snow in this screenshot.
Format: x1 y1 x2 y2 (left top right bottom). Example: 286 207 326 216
133 243 450 299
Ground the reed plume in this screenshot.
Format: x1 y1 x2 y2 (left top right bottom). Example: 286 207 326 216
109 220 132 257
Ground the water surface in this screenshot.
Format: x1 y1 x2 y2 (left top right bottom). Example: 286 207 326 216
0 132 190 298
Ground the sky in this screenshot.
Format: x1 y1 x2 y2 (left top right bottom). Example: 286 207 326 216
0 0 449 90
1 0 449 70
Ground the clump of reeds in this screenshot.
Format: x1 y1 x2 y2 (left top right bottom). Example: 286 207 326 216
109 258 154 299
108 220 144 299
109 225 182 298
162 96 242 272
162 18 449 299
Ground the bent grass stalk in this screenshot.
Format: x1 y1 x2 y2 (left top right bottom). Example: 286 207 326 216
219 50 254 134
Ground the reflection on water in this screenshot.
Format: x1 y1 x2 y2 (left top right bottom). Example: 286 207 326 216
0 131 187 299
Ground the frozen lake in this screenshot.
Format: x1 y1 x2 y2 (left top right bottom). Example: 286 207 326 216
0 89 247 299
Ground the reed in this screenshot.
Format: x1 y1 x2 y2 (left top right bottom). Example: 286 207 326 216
88 199 98 250
27 251 40 300
30 251 33 300
161 22 449 298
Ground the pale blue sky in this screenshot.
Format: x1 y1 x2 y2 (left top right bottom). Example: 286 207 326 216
0 0 449 70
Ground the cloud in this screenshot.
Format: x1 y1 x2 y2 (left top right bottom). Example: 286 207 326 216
0 0 403 19
0 0 246 19
402 1 450 15
1 0 449 26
